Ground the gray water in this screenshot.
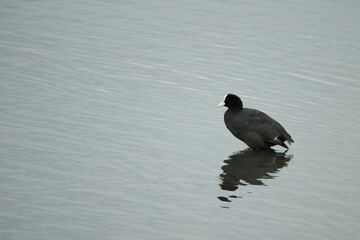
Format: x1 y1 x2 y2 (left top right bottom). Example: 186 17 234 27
1 1 360 239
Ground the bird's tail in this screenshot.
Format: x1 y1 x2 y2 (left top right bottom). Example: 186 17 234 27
286 134 294 145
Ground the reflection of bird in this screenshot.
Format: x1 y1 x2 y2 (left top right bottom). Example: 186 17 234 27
218 94 294 149
219 149 292 191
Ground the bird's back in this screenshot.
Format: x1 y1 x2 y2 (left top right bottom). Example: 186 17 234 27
224 108 293 148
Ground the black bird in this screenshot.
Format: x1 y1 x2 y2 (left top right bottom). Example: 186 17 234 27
218 94 294 149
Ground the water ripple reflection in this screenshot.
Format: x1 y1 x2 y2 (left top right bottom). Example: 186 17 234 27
218 149 292 202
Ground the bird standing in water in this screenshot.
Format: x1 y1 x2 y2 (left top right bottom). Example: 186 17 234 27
218 94 294 149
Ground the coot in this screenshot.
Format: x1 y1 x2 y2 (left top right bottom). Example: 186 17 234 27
218 94 294 149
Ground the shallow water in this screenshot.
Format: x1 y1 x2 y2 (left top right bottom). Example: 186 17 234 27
1 0 360 239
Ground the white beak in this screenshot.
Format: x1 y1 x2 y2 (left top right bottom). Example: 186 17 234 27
218 101 225 107
218 94 227 107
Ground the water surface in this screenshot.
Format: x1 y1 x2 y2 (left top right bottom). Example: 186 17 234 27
1 0 360 239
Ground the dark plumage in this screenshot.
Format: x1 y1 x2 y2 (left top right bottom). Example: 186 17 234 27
218 94 294 149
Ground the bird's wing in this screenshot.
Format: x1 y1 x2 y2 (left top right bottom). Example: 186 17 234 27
241 109 287 139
